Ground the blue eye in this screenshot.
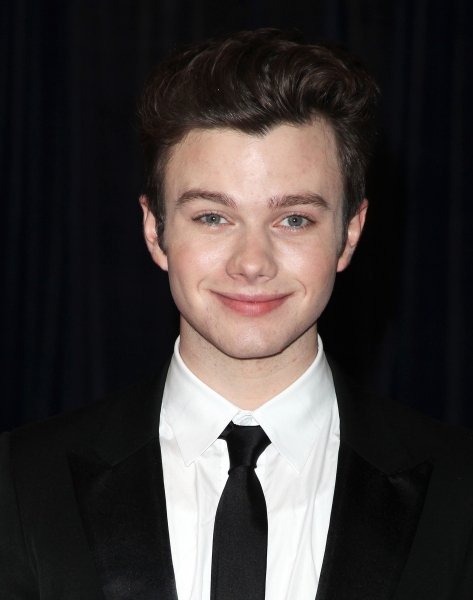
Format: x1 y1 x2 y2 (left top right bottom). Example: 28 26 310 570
201 214 226 225
281 215 308 228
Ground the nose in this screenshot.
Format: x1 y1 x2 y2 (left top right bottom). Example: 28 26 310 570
226 229 278 283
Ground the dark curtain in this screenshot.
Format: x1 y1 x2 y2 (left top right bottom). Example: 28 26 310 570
1 0 472 432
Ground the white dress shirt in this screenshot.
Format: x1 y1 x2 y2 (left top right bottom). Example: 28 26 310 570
160 336 340 600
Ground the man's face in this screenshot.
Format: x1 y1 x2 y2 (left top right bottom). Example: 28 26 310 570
142 121 366 360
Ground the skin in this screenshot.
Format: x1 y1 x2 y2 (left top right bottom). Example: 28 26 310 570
141 121 368 409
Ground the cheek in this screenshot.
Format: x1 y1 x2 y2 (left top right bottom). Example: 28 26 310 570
166 238 225 296
192 243 227 273
280 238 339 292
304 264 337 313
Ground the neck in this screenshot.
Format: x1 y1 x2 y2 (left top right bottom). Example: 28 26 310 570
178 320 318 410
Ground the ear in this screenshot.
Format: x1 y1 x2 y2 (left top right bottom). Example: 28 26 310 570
337 199 368 272
139 195 168 272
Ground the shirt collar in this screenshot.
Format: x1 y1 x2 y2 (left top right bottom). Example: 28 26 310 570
162 336 336 474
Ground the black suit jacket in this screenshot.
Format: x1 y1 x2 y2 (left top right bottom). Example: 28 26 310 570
1 359 473 599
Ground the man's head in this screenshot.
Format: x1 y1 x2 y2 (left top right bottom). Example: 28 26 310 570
138 29 379 365
138 28 379 251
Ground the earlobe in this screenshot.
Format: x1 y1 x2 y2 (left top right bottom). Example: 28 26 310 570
139 195 169 272
336 199 368 272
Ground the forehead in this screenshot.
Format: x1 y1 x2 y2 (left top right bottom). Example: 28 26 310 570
164 121 343 207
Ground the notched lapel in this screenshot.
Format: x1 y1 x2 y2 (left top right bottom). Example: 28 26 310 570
316 441 433 600
68 438 178 600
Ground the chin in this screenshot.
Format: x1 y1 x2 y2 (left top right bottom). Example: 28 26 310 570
209 328 302 360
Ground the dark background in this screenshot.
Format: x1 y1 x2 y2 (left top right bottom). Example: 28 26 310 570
1 0 472 432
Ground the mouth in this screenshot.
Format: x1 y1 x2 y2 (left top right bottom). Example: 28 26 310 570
211 291 291 316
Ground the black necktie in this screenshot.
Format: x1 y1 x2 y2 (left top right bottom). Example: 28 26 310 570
211 422 271 600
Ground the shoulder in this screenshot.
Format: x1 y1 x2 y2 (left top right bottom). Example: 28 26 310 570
328 356 473 471
3 366 164 467
0 365 167 526
375 390 473 439
355 384 473 472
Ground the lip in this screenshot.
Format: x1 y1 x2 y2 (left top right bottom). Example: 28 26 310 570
211 291 291 316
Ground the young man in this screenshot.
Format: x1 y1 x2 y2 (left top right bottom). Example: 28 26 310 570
1 29 473 600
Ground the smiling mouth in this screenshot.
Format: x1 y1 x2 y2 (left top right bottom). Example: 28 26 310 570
211 292 291 316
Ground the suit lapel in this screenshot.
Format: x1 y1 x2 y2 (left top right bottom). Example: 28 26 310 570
316 358 434 600
68 361 178 600
316 442 433 600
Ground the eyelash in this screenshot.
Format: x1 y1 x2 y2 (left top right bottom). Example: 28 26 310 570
279 213 315 230
193 211 315 230
193 211 229 226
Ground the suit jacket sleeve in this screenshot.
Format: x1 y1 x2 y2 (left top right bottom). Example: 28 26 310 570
0 432 39 599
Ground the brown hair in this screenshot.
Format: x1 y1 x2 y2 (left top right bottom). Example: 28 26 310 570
138 28 379 249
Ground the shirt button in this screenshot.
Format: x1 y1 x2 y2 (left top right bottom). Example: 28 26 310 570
240 415 253 426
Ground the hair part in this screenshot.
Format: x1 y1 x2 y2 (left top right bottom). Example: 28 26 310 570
138 28 380 252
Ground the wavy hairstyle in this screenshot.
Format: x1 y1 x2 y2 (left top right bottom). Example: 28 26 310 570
138 28 379 250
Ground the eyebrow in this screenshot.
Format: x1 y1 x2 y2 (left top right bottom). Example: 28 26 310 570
176 189 238 209
268 193 330 211
175 188 330 211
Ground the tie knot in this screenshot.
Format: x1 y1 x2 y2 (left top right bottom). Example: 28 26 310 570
219 422 271 471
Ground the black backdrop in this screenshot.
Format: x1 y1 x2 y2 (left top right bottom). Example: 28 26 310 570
1 0 472 432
